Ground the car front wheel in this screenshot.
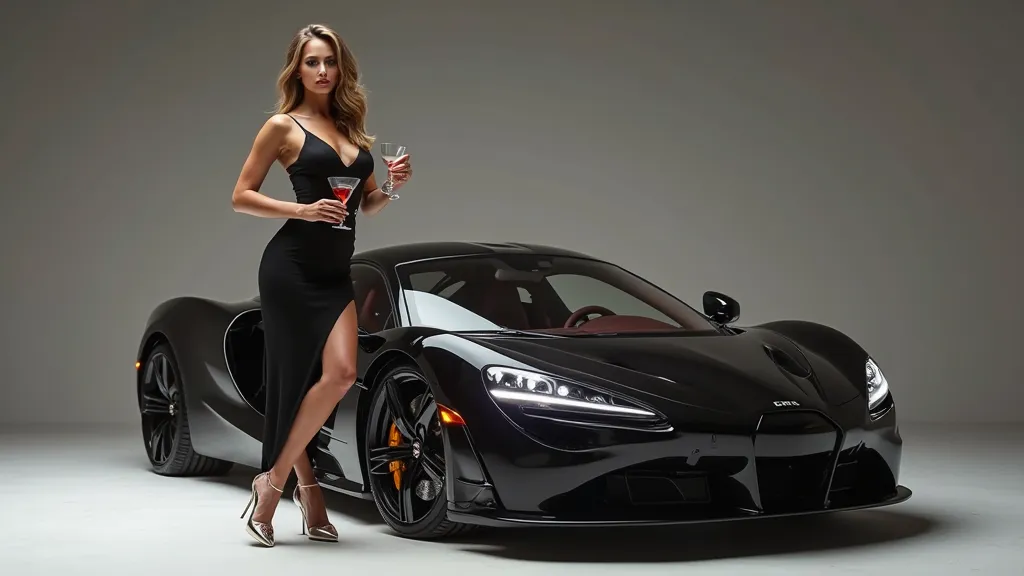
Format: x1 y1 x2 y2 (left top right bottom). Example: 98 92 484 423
364 364 474 539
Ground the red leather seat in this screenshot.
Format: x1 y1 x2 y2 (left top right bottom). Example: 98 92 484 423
459 279 530 329
359 287 384 332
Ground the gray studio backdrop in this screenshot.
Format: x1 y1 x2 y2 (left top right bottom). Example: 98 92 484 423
1 0 1020 427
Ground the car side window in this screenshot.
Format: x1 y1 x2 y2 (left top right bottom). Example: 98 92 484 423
351 264 396 332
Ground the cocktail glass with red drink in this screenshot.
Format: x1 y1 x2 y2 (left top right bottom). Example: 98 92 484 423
327 176 360 230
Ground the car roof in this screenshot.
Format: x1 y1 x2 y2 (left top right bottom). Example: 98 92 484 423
352 241 599 271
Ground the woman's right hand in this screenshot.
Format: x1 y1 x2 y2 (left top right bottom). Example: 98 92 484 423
297 199 347 223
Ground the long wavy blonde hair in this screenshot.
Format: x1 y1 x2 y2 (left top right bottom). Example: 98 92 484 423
275 24 375 150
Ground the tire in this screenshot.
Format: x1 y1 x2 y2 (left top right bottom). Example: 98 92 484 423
364 364 476 539
137 342 233 476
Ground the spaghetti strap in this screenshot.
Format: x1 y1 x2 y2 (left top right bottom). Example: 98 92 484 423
283 112 304 130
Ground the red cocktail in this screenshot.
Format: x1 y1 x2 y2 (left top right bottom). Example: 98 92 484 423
332 184 352 203
327 176 360 230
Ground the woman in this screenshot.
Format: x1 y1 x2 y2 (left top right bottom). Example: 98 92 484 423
230 23 411 547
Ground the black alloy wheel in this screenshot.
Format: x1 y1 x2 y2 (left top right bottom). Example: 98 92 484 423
365 364 472 538
137 342 231 476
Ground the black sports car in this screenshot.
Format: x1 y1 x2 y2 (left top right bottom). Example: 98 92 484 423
135 241 910 539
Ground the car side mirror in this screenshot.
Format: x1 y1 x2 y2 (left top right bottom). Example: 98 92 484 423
702 291 740 324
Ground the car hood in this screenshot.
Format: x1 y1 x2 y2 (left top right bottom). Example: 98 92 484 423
466 328 862 415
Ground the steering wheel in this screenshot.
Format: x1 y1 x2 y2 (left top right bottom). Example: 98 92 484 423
564 305 616 328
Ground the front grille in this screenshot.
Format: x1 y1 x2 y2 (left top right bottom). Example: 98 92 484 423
622 473 710 505
756 452 834 512
754 411 839 513
538 455 749 519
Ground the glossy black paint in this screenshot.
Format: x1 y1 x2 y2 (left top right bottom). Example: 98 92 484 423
703 290 740 324
135 240 909 532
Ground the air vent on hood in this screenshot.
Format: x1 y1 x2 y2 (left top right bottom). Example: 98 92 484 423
763 344 811 378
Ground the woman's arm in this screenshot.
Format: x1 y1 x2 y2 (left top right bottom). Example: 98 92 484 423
231 115 306 219
360 153 410 216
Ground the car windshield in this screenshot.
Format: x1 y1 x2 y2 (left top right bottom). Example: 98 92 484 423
394 254 717 335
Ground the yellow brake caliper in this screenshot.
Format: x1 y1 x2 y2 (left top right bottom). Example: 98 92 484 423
388 422 406 489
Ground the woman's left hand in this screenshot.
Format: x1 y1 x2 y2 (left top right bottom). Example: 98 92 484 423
387 154 412 190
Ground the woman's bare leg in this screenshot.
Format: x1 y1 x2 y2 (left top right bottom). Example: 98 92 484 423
252 301 359 525
293 454 330 527
294 454 318 486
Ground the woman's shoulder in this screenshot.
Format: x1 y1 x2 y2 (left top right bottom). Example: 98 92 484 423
254 113 302 144
245 113 301 157
265 113 298 131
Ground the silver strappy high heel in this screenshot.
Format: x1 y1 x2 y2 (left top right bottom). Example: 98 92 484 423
293 482 339 542
241 472 283 547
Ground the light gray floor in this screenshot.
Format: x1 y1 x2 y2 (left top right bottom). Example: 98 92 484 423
1 423 1021 574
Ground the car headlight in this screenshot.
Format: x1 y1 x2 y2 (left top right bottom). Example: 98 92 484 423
483 366 658 419
865 358 889 411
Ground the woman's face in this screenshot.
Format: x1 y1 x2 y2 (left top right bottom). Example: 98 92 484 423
298 37 339 95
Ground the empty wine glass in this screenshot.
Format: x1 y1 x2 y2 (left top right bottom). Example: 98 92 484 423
379 142 407 199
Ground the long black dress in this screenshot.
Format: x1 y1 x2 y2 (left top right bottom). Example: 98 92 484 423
257 113 374 472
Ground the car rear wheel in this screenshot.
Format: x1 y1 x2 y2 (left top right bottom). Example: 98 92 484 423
364 364 475 539
138 342 232 476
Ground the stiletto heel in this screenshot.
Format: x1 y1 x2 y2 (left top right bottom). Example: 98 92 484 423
293 482 338 542
240 490 254 518
242 472 283 547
